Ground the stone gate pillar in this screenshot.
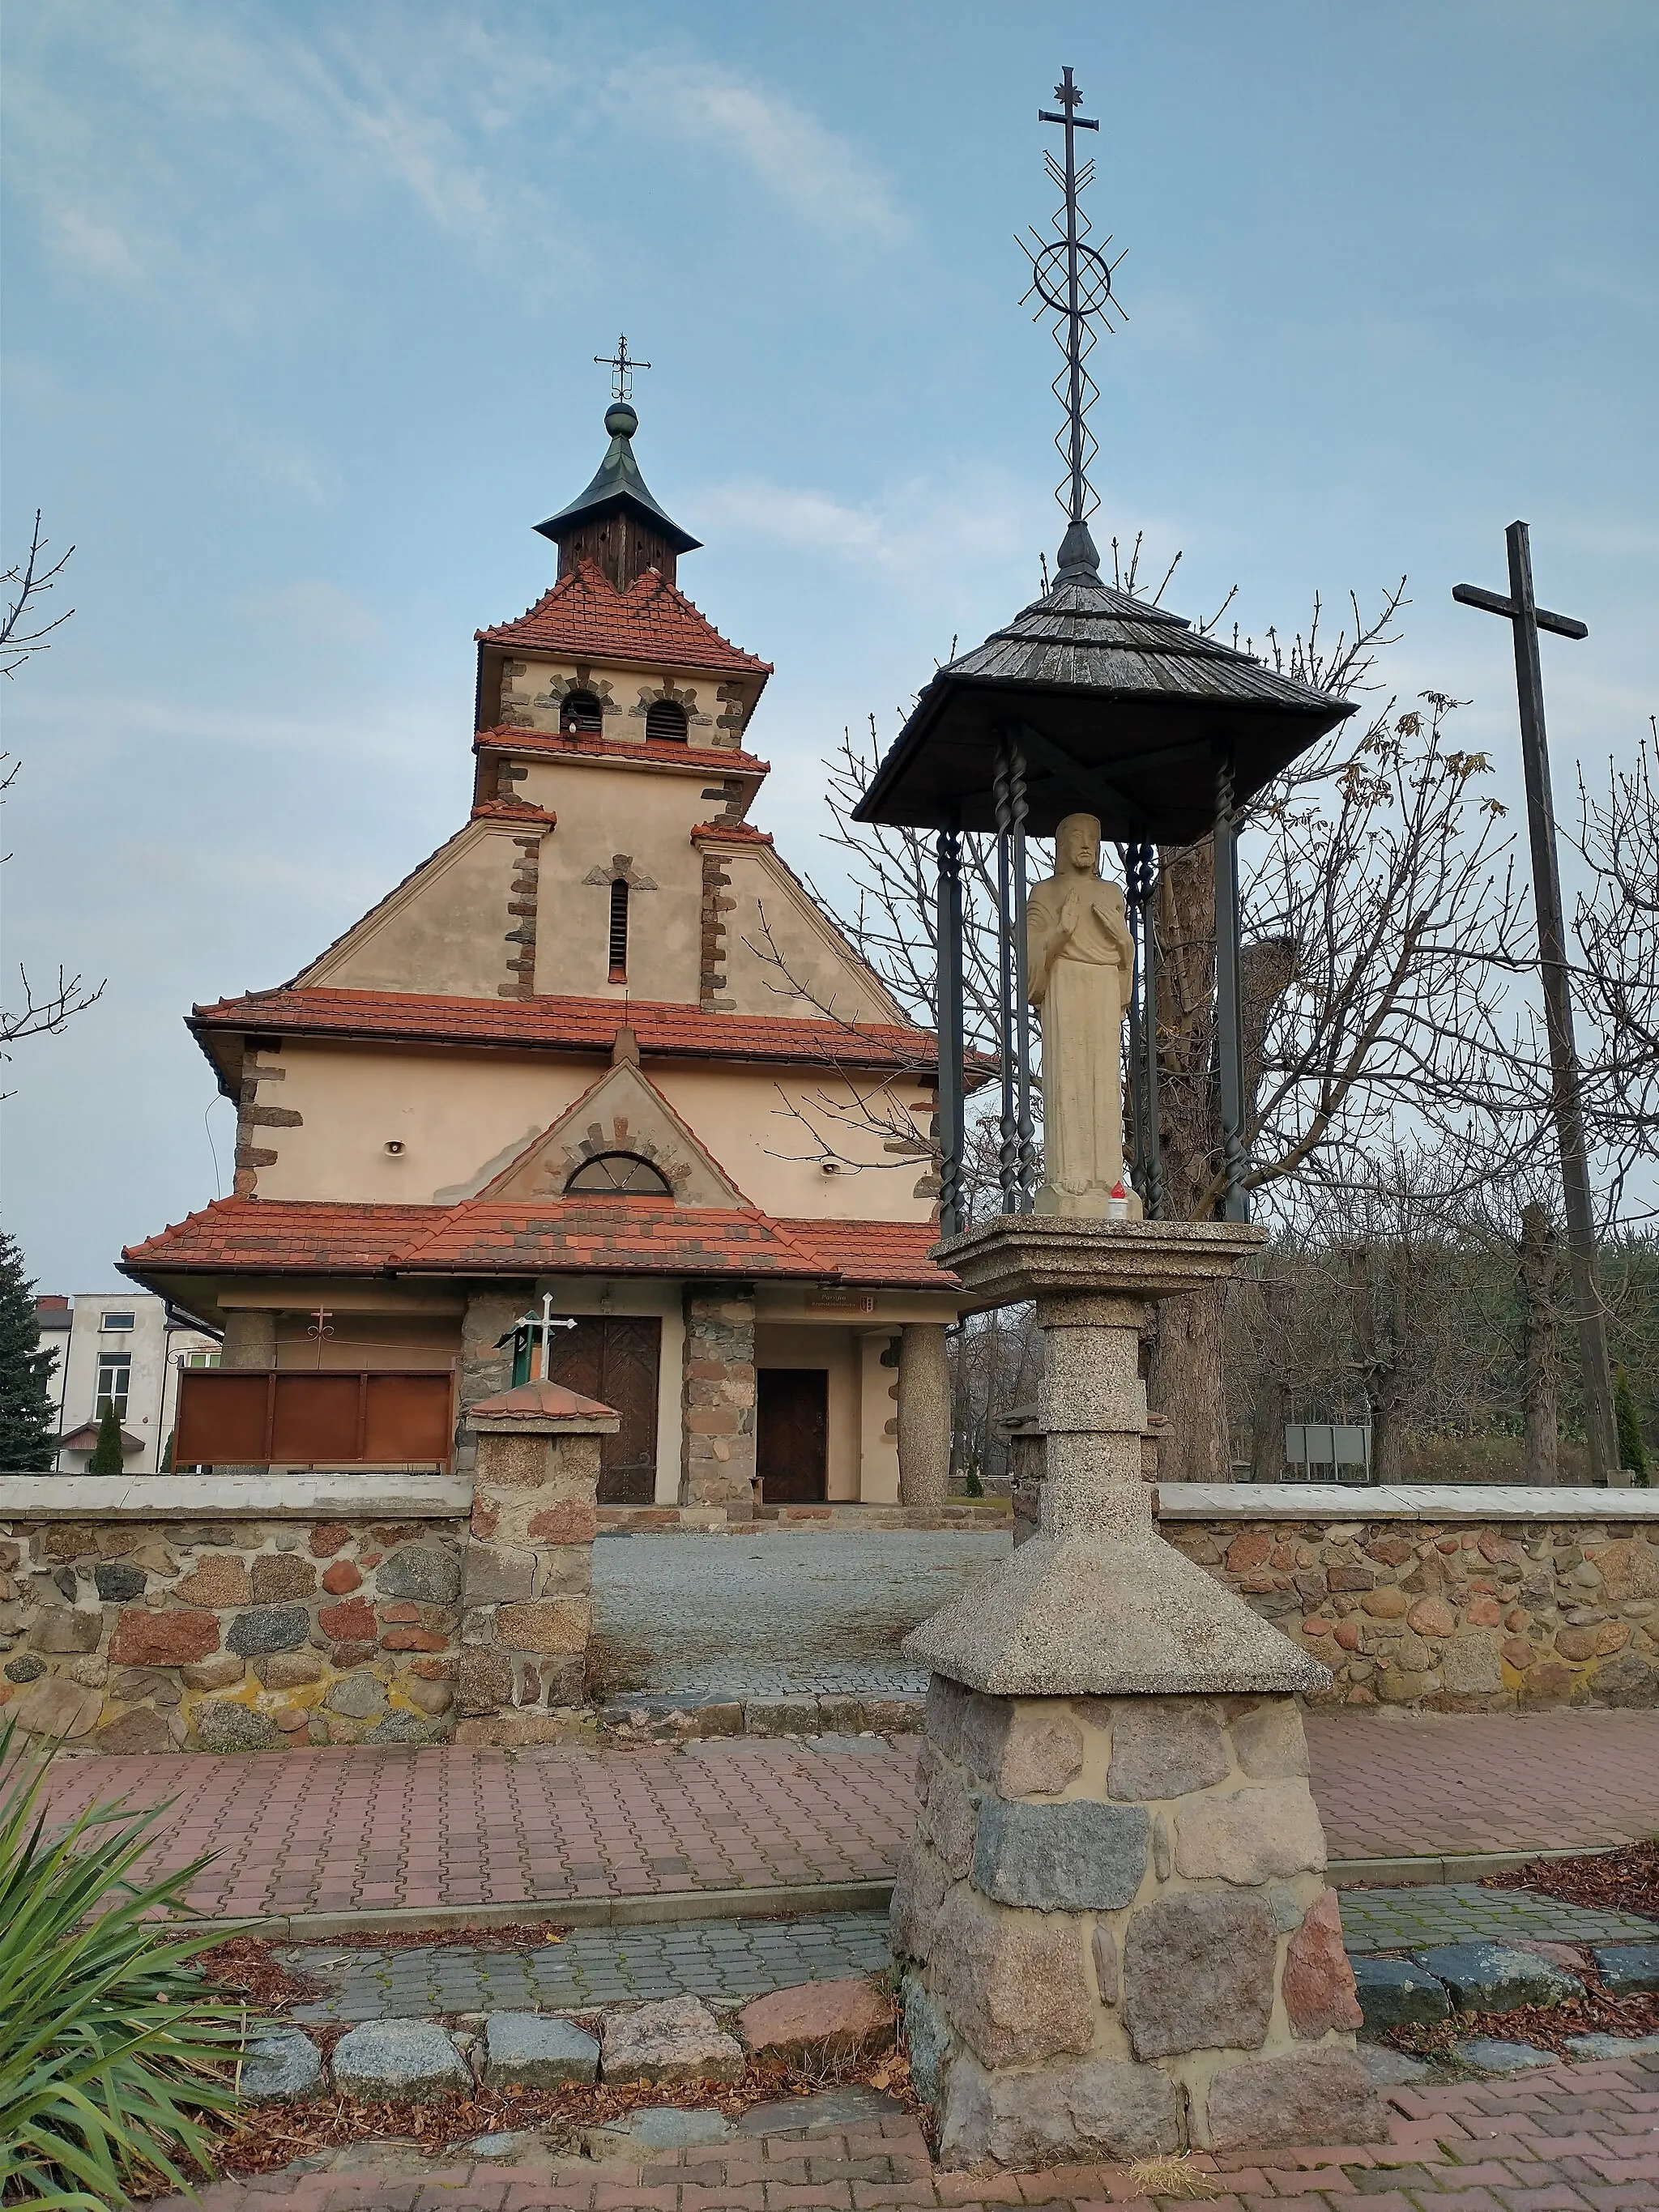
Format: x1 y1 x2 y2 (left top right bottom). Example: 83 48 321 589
454 1379 616 1743
891 1218 1382 2167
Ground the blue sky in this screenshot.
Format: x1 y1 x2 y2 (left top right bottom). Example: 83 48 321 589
3 0 1655 1292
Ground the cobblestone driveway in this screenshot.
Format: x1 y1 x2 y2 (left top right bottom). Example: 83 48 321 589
590 1529 1009 1698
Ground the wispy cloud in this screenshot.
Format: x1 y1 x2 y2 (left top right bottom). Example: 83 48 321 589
621 57 906 242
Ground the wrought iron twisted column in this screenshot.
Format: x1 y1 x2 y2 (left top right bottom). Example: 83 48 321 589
992 737 1032 1215
1128 838 1165 1219
934 816 966 1239
1213 754 1249 1222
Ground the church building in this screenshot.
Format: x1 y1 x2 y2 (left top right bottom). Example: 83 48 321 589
123 394 961 1514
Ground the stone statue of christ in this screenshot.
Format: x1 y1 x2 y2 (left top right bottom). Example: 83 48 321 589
1026 812 1135 1217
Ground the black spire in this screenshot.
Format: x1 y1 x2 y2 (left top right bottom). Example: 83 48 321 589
535 359 701 591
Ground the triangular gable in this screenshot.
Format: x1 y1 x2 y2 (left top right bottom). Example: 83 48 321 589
478 1059 751 1208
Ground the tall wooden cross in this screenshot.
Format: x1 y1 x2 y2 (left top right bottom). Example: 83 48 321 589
1454 522 1621 1485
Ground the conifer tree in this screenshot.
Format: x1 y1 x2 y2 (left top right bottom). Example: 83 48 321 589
0 1229 58 1469
1614 1363 1649 1487
87 1400 127 1475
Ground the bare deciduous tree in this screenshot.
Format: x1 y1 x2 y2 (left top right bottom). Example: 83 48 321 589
1576 722 1659 1170
1 514 104 1054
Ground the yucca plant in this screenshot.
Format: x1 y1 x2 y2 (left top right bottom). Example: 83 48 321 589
0 1720 249 2207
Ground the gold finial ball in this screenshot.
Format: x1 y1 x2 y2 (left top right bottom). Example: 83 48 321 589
605 401 638 437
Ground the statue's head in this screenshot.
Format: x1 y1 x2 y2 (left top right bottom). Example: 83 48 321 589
1056 812 1102 876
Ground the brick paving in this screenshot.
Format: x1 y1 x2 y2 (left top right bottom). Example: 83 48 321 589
38 1711 1659 1923
1303 1710 1659 1864
144 2050 1659 2210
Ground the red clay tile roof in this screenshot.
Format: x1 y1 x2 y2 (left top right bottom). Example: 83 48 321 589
122 1201 442 1274
394 1198 828 1277
690 821 774 844
775 1217 953 1288
467 1379 618 1423
474 727 769 778
190 989 940 1072
122 1196 956 1291
469 797 557 824
478 560 771 676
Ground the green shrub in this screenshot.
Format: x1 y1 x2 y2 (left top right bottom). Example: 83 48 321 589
1615 1363 1650 1486
0 1720 247 2206
84 1404 126 1477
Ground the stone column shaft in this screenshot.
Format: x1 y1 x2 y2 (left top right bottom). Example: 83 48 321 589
898 1323 952 1506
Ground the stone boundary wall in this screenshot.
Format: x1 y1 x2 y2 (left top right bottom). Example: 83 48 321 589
0 1443 599 1751
1155 1485 1659 1712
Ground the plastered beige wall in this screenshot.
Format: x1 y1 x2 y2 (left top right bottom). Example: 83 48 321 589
753 1323 860 1501
517 764 707 1002
301 822 529 996
253 1043 937 1225
272 1312 460 1370
252 1046 601 1205
859 1329 902 1503
713 843 911 1026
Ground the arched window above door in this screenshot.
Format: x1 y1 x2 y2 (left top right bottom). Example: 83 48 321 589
564 1151 674 1196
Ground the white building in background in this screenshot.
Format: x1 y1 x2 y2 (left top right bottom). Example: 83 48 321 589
37 1291 221 1473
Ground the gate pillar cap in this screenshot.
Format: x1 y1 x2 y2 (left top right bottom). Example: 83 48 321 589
467 1380 621 1435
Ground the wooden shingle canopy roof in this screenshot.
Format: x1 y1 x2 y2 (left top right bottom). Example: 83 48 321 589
477 558 771 677
122 1197 957 1291
854 566 1356 843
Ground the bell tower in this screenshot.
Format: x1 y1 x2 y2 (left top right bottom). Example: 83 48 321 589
534 337 701 591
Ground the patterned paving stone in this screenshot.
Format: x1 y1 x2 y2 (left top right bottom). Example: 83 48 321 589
139 2050 1659 2211
1338 1882 1659 1953
285 1910 896 2022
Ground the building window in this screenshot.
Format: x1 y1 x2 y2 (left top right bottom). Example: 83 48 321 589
181 1349 221 1369
96 1352 132 1419
608 878 629 981
560 689 604 735
100 1311 135 1332
645 699 688 744
565 1151 674 1196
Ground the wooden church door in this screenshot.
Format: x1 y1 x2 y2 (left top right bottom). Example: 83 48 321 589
756 1368 829 1503
547 1317 661 1504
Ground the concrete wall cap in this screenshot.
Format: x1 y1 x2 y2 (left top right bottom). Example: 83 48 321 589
0 1473 471 1519
1157 1482 1659 1520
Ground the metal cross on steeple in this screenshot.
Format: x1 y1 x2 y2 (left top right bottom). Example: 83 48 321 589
1021 66 1125 571
595 334 650 403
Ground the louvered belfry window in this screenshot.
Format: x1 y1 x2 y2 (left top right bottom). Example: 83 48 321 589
645 698 688 744
608 878 629 981
561 689 603 735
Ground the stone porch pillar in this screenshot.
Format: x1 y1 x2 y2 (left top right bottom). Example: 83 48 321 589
891 1218 1382 2167
897 1323 951 1506
220 1309 276 1369
454 1378 616 1742
680 1284 757 1519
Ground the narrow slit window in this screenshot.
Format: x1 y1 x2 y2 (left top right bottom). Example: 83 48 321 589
608 877 629 980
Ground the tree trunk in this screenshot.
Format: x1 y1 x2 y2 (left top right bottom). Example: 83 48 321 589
1518 1200 1561 1485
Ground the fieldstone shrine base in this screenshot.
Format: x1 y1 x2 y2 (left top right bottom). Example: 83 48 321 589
893 1218 1386 2164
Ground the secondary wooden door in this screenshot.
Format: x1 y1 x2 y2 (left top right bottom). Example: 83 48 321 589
547 1317 661 1504
757 1368 829 1503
